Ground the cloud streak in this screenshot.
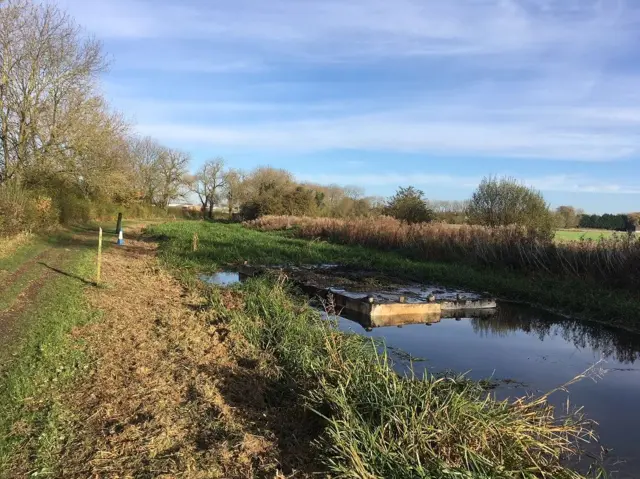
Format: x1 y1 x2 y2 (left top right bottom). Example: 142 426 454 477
294 172 640 195
136 112 638 161
62 0 634 60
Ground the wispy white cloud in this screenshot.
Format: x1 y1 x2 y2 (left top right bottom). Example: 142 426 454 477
294 172 640 195
61 0 640 166
60 0 636 59
135 111 638 161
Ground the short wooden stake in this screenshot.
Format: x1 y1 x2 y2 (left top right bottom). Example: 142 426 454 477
96 227 103 285
192 232 199 252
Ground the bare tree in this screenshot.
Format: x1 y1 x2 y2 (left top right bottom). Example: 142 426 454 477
0 0 106 185
223 168 245 218
156 148 189 208
130 136 164 204
128 137 190 207
190 158 226 218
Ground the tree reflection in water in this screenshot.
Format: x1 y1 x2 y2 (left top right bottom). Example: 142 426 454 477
470 302 640 364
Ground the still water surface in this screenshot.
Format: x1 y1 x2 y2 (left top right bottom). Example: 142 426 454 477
334 303 640 478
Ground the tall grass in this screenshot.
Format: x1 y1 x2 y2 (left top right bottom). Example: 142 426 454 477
247 216 640 293
223 277 597 478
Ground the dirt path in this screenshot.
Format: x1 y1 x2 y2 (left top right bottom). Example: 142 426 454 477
0 247 70 365
0 248 48 286
31 235 320 478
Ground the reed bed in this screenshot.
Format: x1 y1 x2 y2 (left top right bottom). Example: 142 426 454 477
246 216 640 292
225 278 598 478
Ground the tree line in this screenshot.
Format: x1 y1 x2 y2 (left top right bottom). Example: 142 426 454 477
552 206 639 232
187 160 382 220
0 0 192 234
578 213 639 231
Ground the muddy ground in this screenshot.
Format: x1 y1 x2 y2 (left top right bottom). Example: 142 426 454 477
238 263 489 304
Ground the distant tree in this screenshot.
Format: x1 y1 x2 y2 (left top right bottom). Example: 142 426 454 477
129 138 189 207
343 185 365 200
385 186 434 224
555 206 582 229
239 167 296 219
427 199 469 224
466 176 554 240
579 214 597 229
283 186 318 216
578 213 631 231
626 213 640 232
223 168 245 218
156 149 190 208
190 158 226 218
130 137 163 204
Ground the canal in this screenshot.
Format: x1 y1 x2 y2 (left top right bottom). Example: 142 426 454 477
333 302 640 478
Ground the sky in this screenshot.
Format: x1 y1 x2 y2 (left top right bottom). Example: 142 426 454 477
55 0 640 213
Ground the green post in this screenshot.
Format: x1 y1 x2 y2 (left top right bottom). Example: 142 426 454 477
115 212 123 234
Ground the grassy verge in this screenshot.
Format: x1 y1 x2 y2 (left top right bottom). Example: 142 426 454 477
0 248 98 476
0 236 46 272
150 221 603 478
148 221 640 332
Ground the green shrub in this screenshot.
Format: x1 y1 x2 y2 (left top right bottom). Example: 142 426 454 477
467 176 554 241
385 186 434 224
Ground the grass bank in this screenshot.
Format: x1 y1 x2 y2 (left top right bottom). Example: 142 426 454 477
149 221 640 332
0 232 99 476
149 221 601 478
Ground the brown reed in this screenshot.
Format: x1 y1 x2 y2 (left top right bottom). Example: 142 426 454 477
246 215 640 292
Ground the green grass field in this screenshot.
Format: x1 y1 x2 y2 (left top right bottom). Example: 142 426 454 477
555 228 618 242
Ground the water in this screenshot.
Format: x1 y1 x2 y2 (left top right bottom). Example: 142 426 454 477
332 302 640 478
199 271 241 286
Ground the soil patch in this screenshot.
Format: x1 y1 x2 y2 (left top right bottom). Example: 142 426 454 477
48 237 321 478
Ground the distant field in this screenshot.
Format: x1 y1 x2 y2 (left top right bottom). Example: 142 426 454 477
554 228 617 242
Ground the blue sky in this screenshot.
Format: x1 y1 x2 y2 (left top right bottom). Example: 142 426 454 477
57 0 640 213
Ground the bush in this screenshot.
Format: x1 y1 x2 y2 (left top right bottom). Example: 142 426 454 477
0 185 59 236
467 176 554 240
385 186 434 224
